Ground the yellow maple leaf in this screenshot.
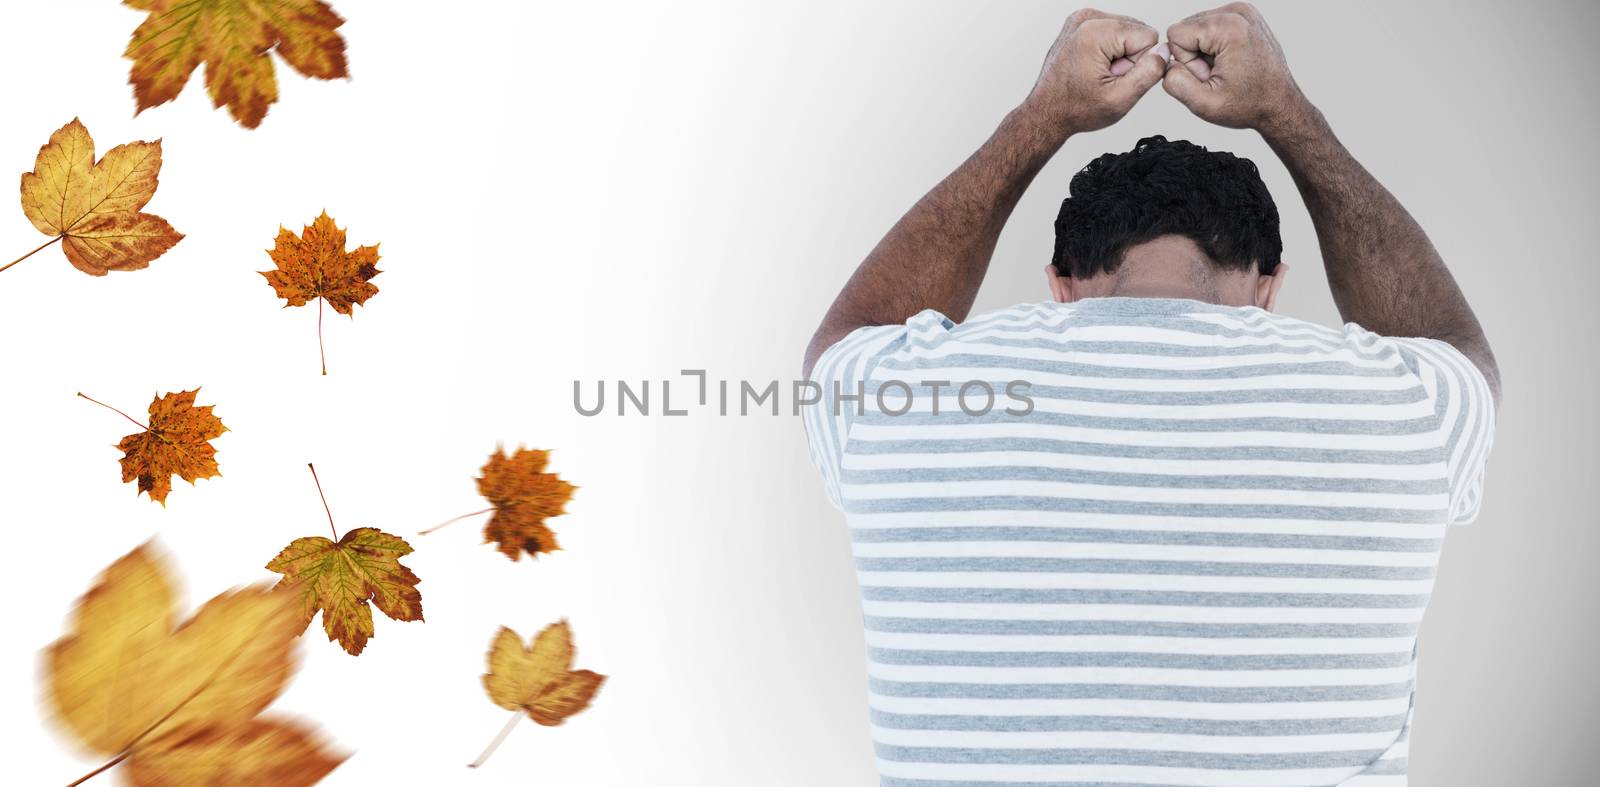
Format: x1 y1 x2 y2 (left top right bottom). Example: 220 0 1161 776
78 389 226 505
126 720 346 786
123 0 350 129
260 211 381 375
46 542 346 786
472 621 606 768
266 526 424 656
9 118 183 276
477 447 578 561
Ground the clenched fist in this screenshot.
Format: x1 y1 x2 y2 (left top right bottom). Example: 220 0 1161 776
1163 3 1308 132
1024 9 1168 134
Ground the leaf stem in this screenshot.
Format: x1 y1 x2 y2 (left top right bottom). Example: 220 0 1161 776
0 234 62 275
77 392 148 431
65 751 127 787
317 296 327 376
468 710 523 768
308 462 338 540
419 507 494 535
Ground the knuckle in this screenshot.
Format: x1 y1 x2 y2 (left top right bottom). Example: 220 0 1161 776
1078 18 1115 35
1125 20 1158 38
1067 8 1102 25
1114 12 1152 29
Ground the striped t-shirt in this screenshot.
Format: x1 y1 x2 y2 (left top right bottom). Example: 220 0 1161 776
802 296 1496 787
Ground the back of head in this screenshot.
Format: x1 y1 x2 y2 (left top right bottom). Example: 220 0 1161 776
1052 135 1282 278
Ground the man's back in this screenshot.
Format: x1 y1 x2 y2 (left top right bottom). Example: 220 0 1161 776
804 297 1495 786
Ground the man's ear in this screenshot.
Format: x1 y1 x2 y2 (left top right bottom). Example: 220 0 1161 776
1046 264 1076 303
1255 262 1289 311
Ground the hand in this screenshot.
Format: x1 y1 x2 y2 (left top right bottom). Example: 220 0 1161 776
1023 9 1168 135
1163 3 1309 132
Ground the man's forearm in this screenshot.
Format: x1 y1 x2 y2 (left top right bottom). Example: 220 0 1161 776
1261 102 1501 401
802 104 1067 377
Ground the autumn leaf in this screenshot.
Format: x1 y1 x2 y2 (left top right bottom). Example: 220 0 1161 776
7 118 183 276
471 621 606 768
123 0 350 129
79 389 226 505
260 211 380 375
266 464 422 655
46 542 346 786
484 622 606 726
126 720 346 786
422 447 578 561
267 528 424 656
478 448 578 560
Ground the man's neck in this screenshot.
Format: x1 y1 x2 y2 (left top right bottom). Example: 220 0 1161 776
1101 282 1225 303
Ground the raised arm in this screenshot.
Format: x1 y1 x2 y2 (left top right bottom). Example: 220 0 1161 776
1161 2 1501 404
801 9 1168 377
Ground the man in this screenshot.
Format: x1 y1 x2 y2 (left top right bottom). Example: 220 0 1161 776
801 5 1498 786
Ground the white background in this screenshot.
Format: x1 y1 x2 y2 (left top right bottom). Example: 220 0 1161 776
1 2 1596 785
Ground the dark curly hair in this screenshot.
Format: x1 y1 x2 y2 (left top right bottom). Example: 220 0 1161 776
1051 135 1281 278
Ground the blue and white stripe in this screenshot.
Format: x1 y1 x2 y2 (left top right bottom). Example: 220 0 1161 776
804 297 1495 786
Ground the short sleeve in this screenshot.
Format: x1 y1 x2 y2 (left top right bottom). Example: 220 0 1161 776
1384 335 1498 525
802 323 908 510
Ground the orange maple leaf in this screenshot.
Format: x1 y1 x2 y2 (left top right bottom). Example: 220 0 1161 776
8 119 183 276
260 211 380 375
123 0 350 129
79 389 226 505
477 448 578 561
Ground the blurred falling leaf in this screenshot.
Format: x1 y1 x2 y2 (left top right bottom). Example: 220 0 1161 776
123 0 350 129
476 447 578 561
125 720 346 786
266 464 422 655
8 118 183 276
79 389 226 506
471 621 606 768
45 542 345 786
260 211 381 375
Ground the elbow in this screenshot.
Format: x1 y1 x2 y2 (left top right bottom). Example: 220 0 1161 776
1448 333 1503 410
801 333 824 381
